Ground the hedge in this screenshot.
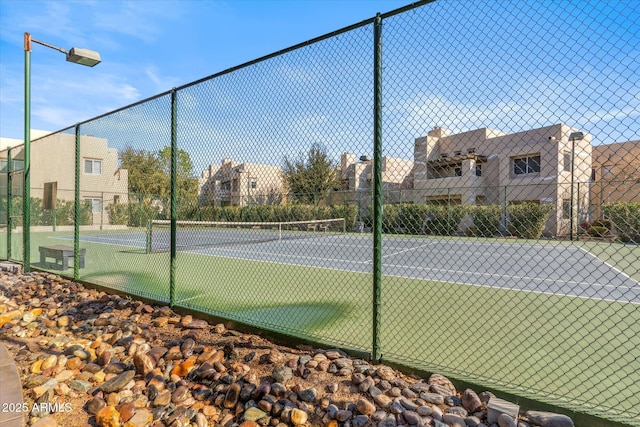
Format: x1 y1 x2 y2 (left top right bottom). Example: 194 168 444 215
602 201 640 243
507 202 553 239
469 205 503 237
378 203 468 236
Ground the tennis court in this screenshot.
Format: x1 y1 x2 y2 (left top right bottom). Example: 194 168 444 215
51 223 640 304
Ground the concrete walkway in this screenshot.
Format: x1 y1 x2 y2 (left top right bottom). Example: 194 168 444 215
0 341 24 427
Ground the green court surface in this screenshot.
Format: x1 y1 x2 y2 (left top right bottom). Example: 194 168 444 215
1 228 639 424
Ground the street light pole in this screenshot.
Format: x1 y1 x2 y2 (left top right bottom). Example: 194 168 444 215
23 32 101 271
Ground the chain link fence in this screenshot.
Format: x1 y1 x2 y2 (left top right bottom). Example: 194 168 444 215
1 0 638 424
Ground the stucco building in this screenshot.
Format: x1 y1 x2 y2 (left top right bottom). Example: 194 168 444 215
199 158 284 207
412 124 593 236
590 140 640 217
0 132 128 226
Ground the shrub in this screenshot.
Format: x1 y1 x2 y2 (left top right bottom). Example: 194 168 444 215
469 205 503 237
108 203 129 225
381 204 399 233
602 202 640 243
397 204 432 234
507 202 553 239
587 225 609 237
591 219 612 232
423 204 469 236
127 202 161 228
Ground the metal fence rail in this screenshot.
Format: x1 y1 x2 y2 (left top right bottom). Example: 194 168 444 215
1 0 638 424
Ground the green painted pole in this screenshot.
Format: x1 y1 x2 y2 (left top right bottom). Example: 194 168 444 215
7 148 12 259
170 89 178 307
569 136 576 241
372 13 383 363
74 125 80 280
23 33 32 271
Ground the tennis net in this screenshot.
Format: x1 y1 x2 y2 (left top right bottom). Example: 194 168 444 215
147 218 346 253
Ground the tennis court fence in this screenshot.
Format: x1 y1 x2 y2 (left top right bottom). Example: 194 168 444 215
1 1 639 425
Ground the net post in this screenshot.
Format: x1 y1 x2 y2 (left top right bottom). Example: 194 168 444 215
146 219 152 254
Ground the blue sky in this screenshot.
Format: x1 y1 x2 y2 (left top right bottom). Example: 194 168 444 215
0 0 408 140
0 0 638 171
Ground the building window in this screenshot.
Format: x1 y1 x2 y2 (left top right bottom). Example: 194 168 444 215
562 199 571 219
454 150 461 156
591 168 597 182
468 148 476 154
441 153 448 158
475 164 482 177
512 154 540 176
563 152 571 172
113 195 120 204
250 178 257 189
84 159 102 175
86 198 102 213
454 167 462 177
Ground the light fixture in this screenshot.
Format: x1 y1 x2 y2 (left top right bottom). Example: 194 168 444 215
22 33 101 271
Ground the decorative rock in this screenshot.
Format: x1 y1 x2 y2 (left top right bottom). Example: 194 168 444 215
272 365 293 383
462 388 483 413
499 412 518 427
87 397 107 415
429 373 456 395
124 408 153 427
298 387 317 402
525 411 574 427
96 405 120 427
402 410 421 425
224 382 241 408
31 417 58 427
290 408 308 425
244 406 268 421
442 413 466 427
356 397 376 415
336 410 353 422
132 352 155 375
420 392 445 405
101 370 135 393
378 415 397 427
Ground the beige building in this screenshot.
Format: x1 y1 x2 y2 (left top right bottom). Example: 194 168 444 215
199 158 284 207
412 124 593 236
339 152 414 211
590 140 640 217
0 132 128 226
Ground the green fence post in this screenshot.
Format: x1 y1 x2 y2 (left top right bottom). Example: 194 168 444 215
6 147 12 259
74 125 80 280
372 13 383 363
23 40 31 272
170 89 177 307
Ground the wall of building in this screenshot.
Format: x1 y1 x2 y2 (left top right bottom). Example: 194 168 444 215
199 158 284 207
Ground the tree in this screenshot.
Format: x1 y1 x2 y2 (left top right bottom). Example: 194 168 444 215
119 147 164 202
283 143 340 204
158 147 199 209
119 146 198 212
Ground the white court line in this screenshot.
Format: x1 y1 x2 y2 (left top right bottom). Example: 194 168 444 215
177 294 205 304
196 245 372 265
576 246 639 284
50 235 145 250
379 243 434 259
193 243 638 291
183 250 640 305
382 261 640 291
